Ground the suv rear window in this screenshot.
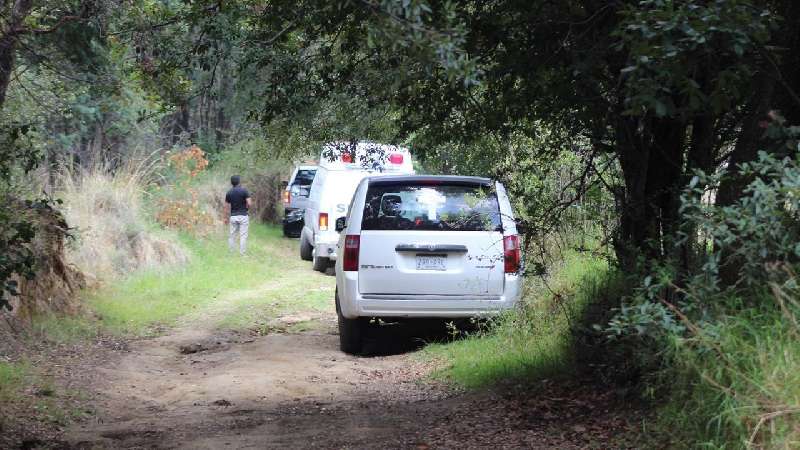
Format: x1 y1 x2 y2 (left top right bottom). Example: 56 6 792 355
361 183 502 231
293 169 316 186
289 184 311 197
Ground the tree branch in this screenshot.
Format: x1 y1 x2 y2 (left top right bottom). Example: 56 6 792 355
12 15 84 35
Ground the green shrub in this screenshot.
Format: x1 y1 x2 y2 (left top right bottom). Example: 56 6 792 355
0 197 36 310
606 143 800 446
188 139 293 224
682 151 800 291
425 252 620 388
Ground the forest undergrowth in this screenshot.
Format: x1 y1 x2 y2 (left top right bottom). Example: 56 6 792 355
425 150 800 448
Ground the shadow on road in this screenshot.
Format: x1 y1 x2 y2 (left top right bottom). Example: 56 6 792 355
359 318 474 356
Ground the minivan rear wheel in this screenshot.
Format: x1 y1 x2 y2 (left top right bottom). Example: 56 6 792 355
299 235 313 261
336 291 362 354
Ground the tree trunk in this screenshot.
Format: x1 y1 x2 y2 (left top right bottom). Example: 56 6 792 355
614 115 652 268
614 111 689 271
0 0 33 111
716 1 800 206
715 73 777 207
169 101 191 145
216 106 225 147
770 0 800 125
680 113 719 273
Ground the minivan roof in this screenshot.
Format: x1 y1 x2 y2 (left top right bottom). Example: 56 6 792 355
367 175 492 186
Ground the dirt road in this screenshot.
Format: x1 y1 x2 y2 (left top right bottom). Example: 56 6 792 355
50 235 640 449
64 314 441 449
61 315 637 449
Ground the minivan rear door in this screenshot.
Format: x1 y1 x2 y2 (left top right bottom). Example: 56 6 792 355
358 180 505 296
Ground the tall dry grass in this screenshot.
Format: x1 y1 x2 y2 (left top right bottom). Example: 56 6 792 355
57 158 188 284
55 142 288 283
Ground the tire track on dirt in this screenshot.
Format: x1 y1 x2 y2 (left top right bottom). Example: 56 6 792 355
60 238 640 449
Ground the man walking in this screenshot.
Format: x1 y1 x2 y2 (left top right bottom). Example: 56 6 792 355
224 175 251 255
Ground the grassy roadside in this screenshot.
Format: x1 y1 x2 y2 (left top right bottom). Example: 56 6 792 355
37 223 334 340
2 223 333 445
423 253 616 388
422 252 800 448
0 361 28 402
0 360 86 438
653 292 800 448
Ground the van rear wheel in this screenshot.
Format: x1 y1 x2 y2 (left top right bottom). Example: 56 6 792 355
336 292 362 354
312 254 329 272
300 235 313 261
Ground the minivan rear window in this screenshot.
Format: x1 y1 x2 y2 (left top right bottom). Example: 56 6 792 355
361 183 502 231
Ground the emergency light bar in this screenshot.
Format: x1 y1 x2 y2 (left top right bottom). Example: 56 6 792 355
318 141 414 174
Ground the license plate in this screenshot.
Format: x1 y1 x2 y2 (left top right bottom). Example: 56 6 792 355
416 254 447 271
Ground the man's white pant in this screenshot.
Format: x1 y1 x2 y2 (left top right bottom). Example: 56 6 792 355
229 215 249 255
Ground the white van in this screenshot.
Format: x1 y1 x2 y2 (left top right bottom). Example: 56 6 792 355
333 175 523 354
300 142 414 271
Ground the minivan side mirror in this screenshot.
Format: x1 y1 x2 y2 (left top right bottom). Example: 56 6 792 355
335 217 347 232
280 180 289 189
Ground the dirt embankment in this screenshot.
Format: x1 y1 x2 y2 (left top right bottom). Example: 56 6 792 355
0 204 84 345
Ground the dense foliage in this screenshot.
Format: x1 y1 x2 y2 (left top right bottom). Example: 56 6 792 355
234 0 799 270
2 0 800 445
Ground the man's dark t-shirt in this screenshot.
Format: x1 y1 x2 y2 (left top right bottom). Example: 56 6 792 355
225 186 250 217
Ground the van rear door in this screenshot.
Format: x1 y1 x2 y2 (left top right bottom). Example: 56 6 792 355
321 171 370 226
357 180 505 296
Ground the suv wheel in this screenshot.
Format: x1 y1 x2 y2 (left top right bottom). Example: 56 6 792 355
299 235 313 261
312 254 329 272
336 291 362 354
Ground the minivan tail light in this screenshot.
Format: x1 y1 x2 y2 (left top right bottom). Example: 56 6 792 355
343 235 360 271
504 235 521 273
282 190 291 204
319 212 329 231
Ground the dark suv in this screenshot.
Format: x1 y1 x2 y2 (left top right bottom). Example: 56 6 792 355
282 165 317 237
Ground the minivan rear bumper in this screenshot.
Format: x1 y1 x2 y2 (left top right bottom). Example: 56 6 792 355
337 272 522 319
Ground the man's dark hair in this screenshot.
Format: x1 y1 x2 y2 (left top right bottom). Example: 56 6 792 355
231 175 241 186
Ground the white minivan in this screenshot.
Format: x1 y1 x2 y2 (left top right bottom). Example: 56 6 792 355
300 142 414 271
333 175 523 354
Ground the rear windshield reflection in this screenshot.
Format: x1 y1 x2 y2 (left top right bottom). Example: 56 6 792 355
361 184 502 232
